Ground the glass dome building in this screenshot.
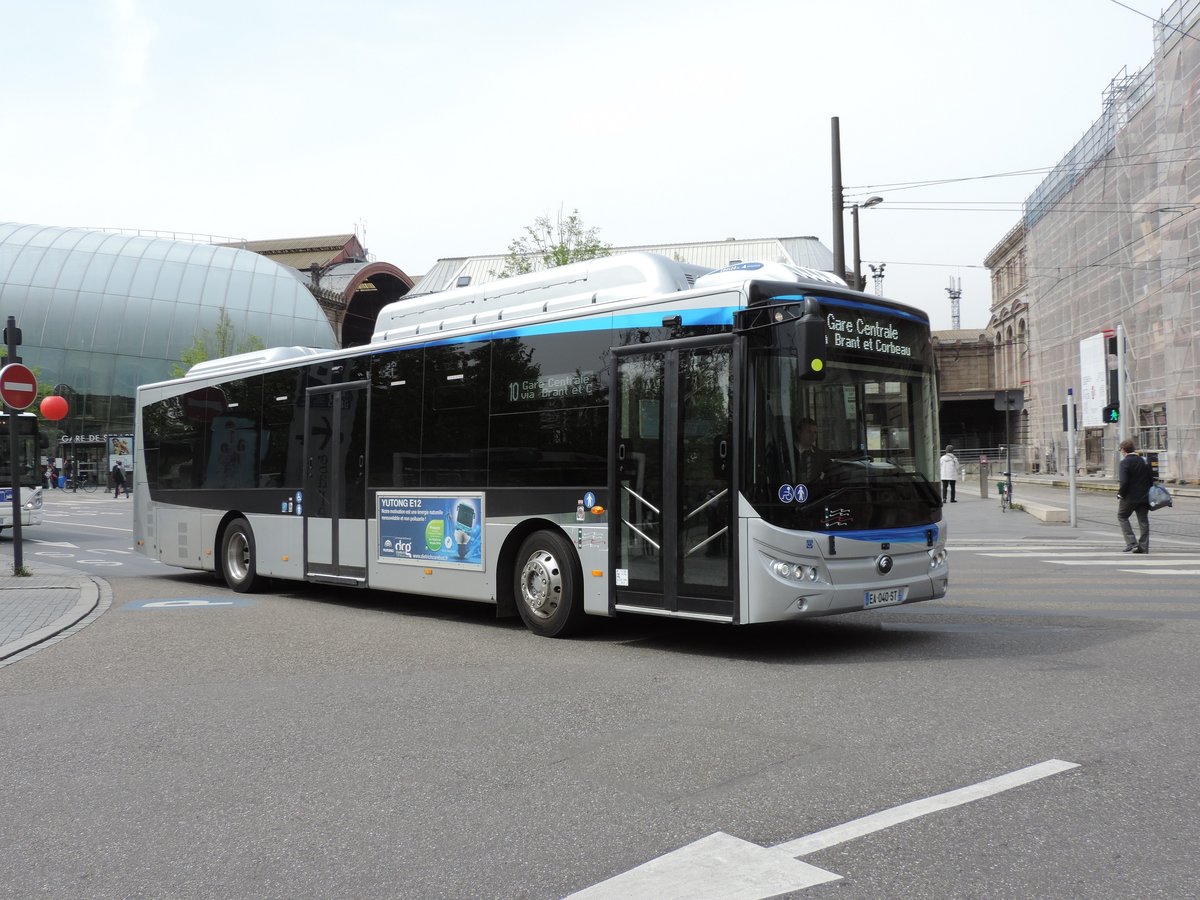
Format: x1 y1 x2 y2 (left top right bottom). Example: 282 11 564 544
0 222 338 478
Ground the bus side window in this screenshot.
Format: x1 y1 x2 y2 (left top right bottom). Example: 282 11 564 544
421 343 490 489
369 349 423 488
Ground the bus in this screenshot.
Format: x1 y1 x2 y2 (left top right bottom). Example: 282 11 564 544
134 253 947 636
0 412 46 531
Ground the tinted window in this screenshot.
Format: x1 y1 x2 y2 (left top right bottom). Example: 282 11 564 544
488 332 610 487
369 349 423 487
145 395 203 490
261 369 305 488
199 376 262 490
422 341 490 488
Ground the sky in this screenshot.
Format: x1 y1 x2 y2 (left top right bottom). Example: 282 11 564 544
0 0 1173 331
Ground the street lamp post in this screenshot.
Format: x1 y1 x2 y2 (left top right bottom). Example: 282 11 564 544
849 196 883 291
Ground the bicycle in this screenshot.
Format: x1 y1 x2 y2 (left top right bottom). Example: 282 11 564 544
68 473 99 493
996 476 1012 512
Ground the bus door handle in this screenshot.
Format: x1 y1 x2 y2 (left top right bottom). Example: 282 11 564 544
713 438 728 476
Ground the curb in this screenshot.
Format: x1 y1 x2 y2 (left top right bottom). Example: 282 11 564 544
0 576 102 662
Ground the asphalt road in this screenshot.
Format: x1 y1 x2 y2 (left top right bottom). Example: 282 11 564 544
1 485 1197 898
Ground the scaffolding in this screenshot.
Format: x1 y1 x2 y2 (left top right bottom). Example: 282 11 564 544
1012 0 1200 483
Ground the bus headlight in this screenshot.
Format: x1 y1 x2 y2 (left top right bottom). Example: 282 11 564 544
23 488 43 511
772 559 822 582
928 548 947 570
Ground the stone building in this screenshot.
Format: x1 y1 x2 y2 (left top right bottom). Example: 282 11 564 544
984 0 1200 482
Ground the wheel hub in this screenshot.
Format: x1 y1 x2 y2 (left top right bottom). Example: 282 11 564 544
519 550 561 619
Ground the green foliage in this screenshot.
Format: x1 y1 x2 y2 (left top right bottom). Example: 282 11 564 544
0 348 54 406
171 306 265 378
495 208 613 278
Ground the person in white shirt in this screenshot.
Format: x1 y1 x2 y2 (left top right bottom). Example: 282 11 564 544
939 445 961 503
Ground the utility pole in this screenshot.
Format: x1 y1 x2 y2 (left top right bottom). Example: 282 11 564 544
946 277 962 330
831 117 846 281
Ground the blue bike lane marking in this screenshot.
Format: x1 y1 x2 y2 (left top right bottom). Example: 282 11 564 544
121 597 255 610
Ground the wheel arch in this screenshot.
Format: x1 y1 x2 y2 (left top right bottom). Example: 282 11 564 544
495 518 572 619
214 510 252 574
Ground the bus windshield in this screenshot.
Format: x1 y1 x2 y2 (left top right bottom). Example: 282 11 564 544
745 310 942 532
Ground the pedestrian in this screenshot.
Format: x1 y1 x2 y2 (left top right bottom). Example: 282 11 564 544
44 464 54 489
939 444 961 503
1117 438 1152 553
112 460 128 499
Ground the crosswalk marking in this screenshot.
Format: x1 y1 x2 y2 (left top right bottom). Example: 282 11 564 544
950 538 1199 576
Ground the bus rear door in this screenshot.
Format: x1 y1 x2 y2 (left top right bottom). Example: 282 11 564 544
303 375 368 585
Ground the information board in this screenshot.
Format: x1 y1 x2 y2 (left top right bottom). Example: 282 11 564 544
377 492 484 570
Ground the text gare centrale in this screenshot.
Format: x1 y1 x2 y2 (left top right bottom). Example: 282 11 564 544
826 313 914 358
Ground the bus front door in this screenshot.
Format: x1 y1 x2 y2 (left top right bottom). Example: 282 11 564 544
611 339 736 620
303 381 367 585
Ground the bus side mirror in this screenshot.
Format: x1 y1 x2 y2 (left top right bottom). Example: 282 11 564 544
797 314 826 381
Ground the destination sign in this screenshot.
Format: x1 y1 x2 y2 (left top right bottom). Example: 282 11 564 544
825 312 922 360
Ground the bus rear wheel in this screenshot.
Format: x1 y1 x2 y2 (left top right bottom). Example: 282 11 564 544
221 517 262 593
514 530 584 638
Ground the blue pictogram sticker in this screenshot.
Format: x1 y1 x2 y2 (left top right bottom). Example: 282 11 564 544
583 491 596 509
796 483 809 503
778 484 795 503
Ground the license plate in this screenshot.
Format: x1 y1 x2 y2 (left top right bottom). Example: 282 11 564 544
864 587 906 608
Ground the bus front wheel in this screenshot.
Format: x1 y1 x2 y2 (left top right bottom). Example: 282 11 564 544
514 530 584 638
221 517 262 593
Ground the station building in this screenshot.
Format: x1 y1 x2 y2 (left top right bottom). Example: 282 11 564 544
0 222 340 480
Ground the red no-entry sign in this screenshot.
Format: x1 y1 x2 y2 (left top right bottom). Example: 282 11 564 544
0 362 38 410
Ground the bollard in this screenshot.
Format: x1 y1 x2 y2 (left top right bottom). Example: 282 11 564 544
979 455 990 498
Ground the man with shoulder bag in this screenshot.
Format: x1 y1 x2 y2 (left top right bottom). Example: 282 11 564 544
1117 439 1153 554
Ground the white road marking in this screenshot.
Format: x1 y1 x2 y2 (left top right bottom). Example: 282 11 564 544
566 833 839 898
40 517 132 533
29 539 80 548
1041 559 1199 566
774 759 1079 856
1121 569 1200 575
976 552 1199 558
569 759 1079 898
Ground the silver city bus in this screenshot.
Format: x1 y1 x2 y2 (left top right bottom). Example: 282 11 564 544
134 253 947 636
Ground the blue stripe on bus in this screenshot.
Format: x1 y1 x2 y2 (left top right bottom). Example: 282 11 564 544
424 306 741 346
771 294 929 325
824 525 940 543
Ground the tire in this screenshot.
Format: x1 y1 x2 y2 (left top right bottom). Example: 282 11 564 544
513 529 585 638
220 517 262 593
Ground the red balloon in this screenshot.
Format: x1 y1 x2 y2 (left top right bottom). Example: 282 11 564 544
40 394 69 421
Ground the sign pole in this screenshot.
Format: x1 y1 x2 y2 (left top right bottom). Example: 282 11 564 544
1067 387 1078 528
4 316 25 572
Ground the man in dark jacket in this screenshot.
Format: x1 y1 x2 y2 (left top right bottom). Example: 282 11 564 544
1117 439 1152 553
112 461 128 499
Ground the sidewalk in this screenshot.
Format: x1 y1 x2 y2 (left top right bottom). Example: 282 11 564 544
0 555 103 664
1002 472 1200 499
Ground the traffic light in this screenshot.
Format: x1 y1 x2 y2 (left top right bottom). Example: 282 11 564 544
1102 404 1120 424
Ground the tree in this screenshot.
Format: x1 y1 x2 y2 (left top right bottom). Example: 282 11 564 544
171 306 265 378
495 208 613 278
